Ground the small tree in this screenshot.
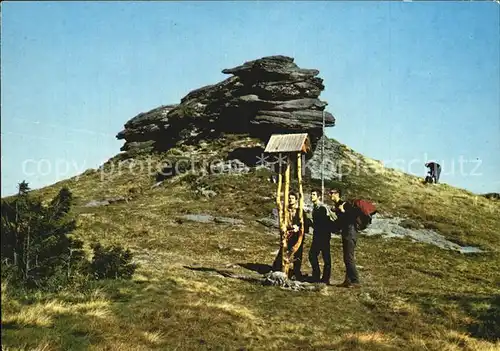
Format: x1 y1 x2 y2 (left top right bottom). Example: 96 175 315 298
1 182 138 291
1 183 85 290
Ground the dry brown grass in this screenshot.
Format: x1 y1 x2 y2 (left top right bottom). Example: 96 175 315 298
3 142 500 350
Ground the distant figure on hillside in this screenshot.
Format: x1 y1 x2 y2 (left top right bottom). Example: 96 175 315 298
272 192 309 280
425 161 441 184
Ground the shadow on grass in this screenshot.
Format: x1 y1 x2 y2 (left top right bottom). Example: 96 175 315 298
237 262 273 275
461 294 500 342
1 321 21 330
184 265 263 284
2 310 103 350
3 278 177 350
410 267 445 279
411 292 500 342
317 339 398 351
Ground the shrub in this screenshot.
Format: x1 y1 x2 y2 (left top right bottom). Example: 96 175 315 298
1 181 138 292
181 173 199 186
89 243 137 280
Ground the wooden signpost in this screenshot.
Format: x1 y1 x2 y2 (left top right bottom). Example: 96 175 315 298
264 133 311 276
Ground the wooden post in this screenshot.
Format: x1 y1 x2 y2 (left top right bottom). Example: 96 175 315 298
289 152 305 260
276 153 285 235
283 154 291 229
276 151 288 274
282 154 291 274
321 111 325 202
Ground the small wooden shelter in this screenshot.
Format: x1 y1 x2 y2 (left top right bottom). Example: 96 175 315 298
264 133 311 276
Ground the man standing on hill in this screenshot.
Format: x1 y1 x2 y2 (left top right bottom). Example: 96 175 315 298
425 161 442 184
308 189 334 285
272 192 309 280
329 188 361 288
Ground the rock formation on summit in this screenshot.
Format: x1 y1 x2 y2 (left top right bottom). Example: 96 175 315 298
117 56 335 156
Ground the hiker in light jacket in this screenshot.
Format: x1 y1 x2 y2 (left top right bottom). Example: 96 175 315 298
329 188 361 288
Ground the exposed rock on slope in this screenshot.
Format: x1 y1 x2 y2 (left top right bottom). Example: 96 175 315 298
305 136 345 181
117 56 335 156
482 192 500 200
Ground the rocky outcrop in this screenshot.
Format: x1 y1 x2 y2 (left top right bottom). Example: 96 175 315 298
83 196 128 207
116 105 178 154
117 56 335 156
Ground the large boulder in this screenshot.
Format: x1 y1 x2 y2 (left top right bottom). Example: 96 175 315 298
117 55 335 156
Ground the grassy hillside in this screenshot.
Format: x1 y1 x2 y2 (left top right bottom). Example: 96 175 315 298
2 138 500 351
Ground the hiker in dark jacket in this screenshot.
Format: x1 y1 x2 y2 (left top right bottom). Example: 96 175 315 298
308 189 334 284
329 188 361 288
425 162 442 184
272 192 310 280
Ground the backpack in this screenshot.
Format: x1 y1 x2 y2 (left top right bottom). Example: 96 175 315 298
351 199 377 230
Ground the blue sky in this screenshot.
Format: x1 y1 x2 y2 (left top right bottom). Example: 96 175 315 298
2 1 499 196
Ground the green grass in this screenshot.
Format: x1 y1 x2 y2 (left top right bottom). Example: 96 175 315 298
2 142 500 350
